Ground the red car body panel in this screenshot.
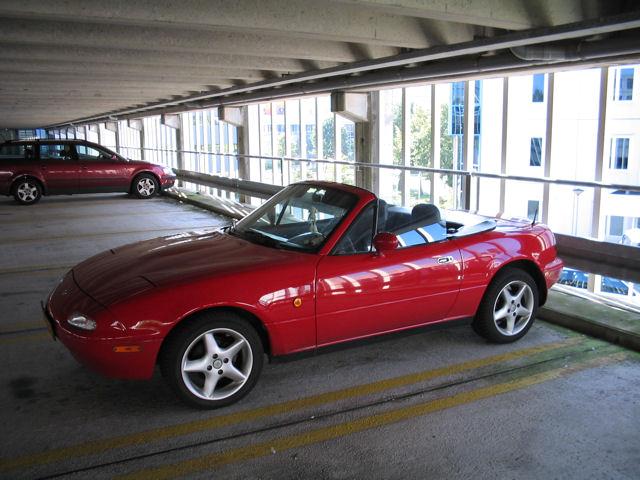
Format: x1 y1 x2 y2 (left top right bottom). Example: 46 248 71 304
0 140 175 197
45 181 563 380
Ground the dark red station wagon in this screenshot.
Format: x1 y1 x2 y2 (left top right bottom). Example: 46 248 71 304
0 139 176 204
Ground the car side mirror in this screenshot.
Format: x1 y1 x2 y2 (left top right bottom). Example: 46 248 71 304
373 232 399 254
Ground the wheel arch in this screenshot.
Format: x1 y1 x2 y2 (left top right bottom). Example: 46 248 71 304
157 306 272 364
11 174 46 195
491 258 548 306
130 170 161 193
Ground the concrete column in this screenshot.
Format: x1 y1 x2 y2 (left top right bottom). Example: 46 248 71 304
541 73 555 224
462 80 474 211
370 91 380 195
105 121 119 153
220 106 248 180
331 91 370 188
127 119 144 160
162 113 183 185
499 77 509 217
430 85 440 206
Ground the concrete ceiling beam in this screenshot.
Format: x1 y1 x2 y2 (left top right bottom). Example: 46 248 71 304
0 43 340 71
331 0 619 30
0 0 466 49
0 20 403 61
0 61 277 82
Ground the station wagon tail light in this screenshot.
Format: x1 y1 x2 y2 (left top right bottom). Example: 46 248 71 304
67 314 96 331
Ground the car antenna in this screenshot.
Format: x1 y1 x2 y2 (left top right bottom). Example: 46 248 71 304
531 206 539 227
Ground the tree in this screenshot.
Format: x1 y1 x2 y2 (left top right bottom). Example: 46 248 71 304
322 117 335 159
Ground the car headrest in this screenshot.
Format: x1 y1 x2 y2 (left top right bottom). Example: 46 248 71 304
411 203 441 224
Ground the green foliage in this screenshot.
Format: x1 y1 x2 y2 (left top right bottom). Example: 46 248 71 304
322 117 335 159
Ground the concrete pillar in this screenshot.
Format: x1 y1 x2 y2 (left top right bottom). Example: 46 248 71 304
541 73 555 225
499 77 509 217
162 113 183 185
105 121 119 153
128 119 144 160
331 91 371 189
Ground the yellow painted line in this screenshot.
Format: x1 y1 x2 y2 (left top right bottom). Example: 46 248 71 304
121 351 627 480
0 337 582 472
0 332 50 345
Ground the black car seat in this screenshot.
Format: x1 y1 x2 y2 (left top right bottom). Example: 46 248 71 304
411 203 441 225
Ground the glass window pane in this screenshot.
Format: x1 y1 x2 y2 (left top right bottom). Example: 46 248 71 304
532 74 545 102
530 137 542 166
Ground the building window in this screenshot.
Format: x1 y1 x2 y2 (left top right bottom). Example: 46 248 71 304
530 137 542 166
527 200 539 221
609 138 629 169
449 82 465 135
532 74 545 102
608 216 624 236
614 68 634 101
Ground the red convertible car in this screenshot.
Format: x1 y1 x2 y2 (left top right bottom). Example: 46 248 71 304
44 181 563 408
0 139 176 204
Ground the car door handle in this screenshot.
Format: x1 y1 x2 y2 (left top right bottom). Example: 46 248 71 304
436 256 455 264
40 165 47 170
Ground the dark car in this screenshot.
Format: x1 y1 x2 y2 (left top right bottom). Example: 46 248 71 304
0 139 176 205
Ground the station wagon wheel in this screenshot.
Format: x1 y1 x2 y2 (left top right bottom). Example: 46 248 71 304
132 173 159 199
472 268 539 343
160 313 264 408
13 179 42 205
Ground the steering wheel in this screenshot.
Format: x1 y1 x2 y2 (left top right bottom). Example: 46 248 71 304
288 231 325 247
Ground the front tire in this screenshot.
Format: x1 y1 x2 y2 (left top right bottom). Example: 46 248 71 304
473 268 539 343
160 313 264 409
13 178 42 205
132 173 159 199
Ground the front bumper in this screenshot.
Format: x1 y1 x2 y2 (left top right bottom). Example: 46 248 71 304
160 175 176 190
45 272 162 380
543 257 564 289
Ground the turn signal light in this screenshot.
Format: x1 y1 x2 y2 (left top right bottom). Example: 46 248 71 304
113 345 142 353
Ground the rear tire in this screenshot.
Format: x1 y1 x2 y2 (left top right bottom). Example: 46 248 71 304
132 173 159 199
13 178 42 205
472 268 539 343
160 312 264 409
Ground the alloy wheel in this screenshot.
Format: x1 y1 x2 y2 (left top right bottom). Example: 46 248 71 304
492 280 534 336
180 328 253 401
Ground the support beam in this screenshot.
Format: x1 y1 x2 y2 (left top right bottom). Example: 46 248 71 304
499 77 509 216
541 73 555 224
218 107 243 127
331 92 369 123
591 67 609 239
430 84 440 206
127 119 143 131
0 1 448 49
162 114 184 183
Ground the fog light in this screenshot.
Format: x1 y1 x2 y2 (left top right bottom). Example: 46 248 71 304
67 314 96 331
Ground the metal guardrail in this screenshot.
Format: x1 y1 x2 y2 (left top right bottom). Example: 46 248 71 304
173 168 640 284
127 146 640 193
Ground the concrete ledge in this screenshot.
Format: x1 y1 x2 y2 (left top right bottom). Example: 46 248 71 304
539 290 640 352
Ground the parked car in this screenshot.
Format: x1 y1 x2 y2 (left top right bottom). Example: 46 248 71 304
558 267 639 300
43 181 563 408
0 139 176 205
621 228 640 247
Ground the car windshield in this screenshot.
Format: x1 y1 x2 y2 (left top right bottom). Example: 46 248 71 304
230 184 358 252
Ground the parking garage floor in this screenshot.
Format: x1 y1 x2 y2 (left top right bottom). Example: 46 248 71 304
0 193 638 480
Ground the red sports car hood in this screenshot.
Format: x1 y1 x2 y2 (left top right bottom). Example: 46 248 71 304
72 230 303 306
